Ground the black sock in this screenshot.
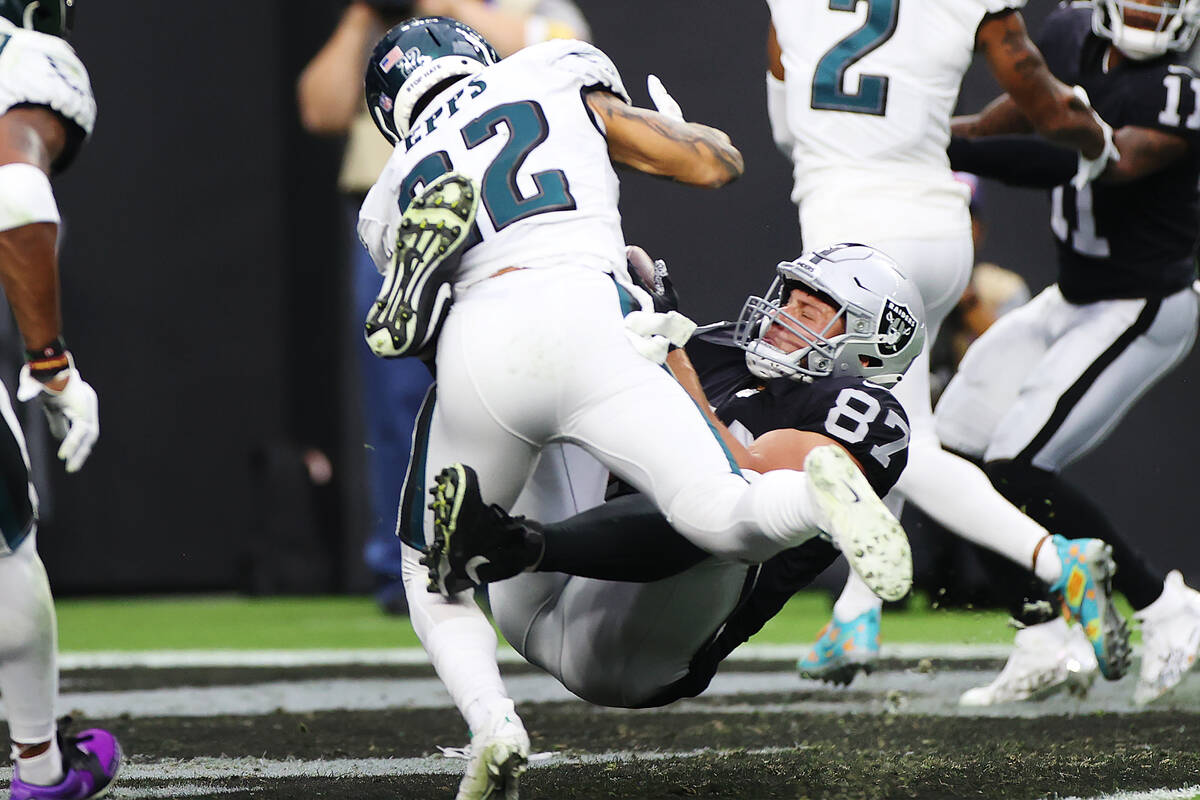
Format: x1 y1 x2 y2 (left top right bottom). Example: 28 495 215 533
536 493 708 582
985 459 1164 610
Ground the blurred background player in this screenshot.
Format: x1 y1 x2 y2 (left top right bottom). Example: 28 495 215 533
927 173 1030 404
0 2 121 798
944 0 1200 706
424 244 922 710
766 0 1132 685
296 0 590 614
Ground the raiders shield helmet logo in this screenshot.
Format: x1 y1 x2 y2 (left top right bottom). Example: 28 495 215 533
877 299 917 356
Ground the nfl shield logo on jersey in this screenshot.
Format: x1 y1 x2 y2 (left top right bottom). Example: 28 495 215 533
877 299 916 356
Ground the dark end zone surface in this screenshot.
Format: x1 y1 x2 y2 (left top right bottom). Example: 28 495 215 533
7 705 1193 799
2 662 1194 799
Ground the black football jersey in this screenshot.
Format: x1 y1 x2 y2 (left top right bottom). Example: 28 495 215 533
685 324 909 497
1037 4 1200 302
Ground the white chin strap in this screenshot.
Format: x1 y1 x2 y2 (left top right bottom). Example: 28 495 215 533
745 340 802 381
1114 24 1173 59
22 1 39 29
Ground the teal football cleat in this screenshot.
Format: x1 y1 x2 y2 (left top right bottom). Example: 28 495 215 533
797 607 881 685
1048 535 1131 680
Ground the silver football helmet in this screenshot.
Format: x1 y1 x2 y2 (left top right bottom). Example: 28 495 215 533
735 243 925 387
1093 0 1200 60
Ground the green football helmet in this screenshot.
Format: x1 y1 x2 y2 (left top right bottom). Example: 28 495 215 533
0 0 74 37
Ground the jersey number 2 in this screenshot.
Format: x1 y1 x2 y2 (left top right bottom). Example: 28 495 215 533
811 0 900 115
400 100 576 230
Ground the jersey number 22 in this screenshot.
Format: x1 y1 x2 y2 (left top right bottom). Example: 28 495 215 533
400 99 577 231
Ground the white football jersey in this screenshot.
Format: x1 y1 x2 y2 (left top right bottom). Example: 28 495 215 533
767 0 1024 243
0 18 95 138
360 40 630 288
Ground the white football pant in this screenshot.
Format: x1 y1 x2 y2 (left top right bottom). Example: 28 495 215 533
936 283 1199 470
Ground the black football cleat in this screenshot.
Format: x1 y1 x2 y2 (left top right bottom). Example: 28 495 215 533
424 463 544 598
364 171 479 360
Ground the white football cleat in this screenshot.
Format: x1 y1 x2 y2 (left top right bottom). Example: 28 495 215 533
959 617 1098 706
804 445 912 602
1133 570 1200 706
456 699 530 800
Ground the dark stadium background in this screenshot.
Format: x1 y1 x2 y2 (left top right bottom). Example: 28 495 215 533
40 1 1200 595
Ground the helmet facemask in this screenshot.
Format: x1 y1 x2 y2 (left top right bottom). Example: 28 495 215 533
737 277 856 383
1093 0 1200 60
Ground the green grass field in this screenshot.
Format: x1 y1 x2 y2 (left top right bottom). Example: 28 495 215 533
51 591 1076 652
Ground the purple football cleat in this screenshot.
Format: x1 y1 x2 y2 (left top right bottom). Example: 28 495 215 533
10 726 121 800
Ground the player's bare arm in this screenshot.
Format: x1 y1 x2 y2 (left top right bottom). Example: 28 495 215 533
976 10 1105 158
585 89 744 188
0 107 67 361
1102 125 1188 184
951 95 1031 139
767 21 784 80
664 348 858 475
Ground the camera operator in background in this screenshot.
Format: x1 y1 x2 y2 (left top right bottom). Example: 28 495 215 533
296 0 590 614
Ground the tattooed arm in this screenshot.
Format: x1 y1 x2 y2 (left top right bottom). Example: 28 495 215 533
584 89 744 188
962 10 1104 158
1102 126 1188 183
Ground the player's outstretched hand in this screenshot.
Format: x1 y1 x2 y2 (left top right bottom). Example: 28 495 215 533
647 74 684 122
17 359 99 473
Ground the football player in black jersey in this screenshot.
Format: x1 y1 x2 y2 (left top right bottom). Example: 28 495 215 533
946 0 1200 705
421 245 1139 721
420 242 923 711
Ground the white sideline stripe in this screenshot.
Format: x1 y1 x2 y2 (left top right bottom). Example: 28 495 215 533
57 642 1017 670
1047 787 1200 800
108 746 797 782
2 748 804 798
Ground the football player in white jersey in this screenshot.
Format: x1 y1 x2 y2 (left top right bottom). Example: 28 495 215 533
0 2 120 798
767 0 1132 685
358 17 914 800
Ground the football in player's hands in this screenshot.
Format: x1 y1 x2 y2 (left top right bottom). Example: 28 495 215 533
626 245 680 314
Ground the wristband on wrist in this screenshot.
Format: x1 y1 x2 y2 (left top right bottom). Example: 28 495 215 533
25 337 71 383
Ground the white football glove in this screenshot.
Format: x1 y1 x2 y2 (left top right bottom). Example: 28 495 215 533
647 74 684 122
17 355 99 473
624 309 697 365
1071 86 1120 190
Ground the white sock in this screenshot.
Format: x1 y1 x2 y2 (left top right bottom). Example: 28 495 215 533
896 443 1058 581
426 617 510 736
1032 538 1063 585
12 737 63 786
403 545 512 738
666 469 821 563
0 535 60 748
832 569 883 621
